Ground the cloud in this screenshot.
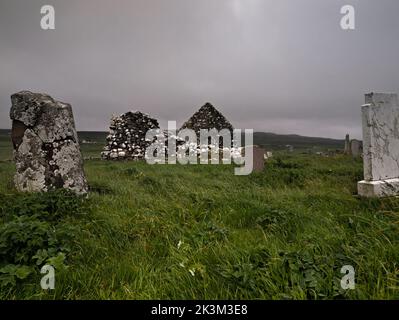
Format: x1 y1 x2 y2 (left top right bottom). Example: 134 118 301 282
0 0 398 139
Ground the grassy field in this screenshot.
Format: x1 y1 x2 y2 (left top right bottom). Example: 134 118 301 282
0 131 12 162
0 134 398 300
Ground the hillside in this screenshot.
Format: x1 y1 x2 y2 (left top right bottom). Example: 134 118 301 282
252 132 343 150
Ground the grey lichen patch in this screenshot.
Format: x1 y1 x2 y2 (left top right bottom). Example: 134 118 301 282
13 129 48 192
10 91 88 195
35 102 77 143
52 139 88 194
10 91 54 127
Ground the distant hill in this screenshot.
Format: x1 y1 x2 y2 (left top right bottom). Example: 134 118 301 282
0 129 344 151
0 129 11 142
251 132 343 150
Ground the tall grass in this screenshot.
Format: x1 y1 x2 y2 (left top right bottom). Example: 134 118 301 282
0 154 398 299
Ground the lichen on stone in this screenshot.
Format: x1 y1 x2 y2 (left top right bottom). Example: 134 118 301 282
10 91 88 195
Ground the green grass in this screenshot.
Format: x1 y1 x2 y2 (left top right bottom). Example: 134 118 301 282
0 135 13 162
0 150 398 300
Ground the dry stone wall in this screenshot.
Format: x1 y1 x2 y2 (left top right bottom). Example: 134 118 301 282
101 111 160 160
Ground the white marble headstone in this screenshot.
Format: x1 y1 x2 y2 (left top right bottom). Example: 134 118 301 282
358 93 399 197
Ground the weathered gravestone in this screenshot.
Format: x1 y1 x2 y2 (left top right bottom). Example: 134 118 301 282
350 139 362 157
10 91 88 194
358 93 399 197
253 145 266 173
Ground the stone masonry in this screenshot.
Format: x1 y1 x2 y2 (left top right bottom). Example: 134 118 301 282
101 111 160 160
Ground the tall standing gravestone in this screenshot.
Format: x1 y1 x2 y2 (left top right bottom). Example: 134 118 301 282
358 93 399 197
10 91 88 194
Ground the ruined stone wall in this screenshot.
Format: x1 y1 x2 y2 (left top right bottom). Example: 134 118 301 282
101 111 159 160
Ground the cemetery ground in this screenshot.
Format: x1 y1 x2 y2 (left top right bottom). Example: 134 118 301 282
0 134 398 299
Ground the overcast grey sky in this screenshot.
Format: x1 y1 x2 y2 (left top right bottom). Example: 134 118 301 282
1 0 398 139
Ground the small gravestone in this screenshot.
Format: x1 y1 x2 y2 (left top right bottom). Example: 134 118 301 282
350 139 362 157
253 146 265 173
358 93 399 197
10 91 88 194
